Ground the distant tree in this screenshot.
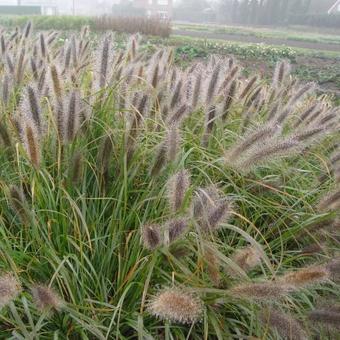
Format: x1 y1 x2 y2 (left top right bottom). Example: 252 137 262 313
112 1 145 16
249 0 259 25
217 0 234 23
231 0 239 23
238 0 251 24
174 0 210 22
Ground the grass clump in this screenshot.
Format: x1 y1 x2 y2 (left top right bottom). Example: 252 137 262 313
0 23 339 339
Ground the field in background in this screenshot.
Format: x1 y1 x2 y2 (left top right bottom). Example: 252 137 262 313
174 22 340 46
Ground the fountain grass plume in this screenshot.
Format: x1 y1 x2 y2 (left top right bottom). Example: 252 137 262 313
260 308 308 340
148 288 203 324
218 65 239 94
169 68 177 90
236 138 300 172
294 127 325 143
205 63 221 106
9 185 30 225
230 246 261 274
66 90 80 142
326 258 340 280
294 103 319 128
142 224 162 250
239 75 258 100
192 185 220 222
167 169 190 213
166 218 188 244
50 64 63 101
308 307 340 329
272 60 291 88
166 124 180 162
31 284 62 311
303 107 326 127
279 264 330 288
15 46 26 85
22 122 40 168
202 106 216 147
23 21 32 39
25 85 42 134
64 43 72 72
37 68 47 93
150 141 167 176
167 104 189 126
170 79 183 110
0 273 22 309
318 188 340 212
47 31 58 45
204 245 221 286
288 82 315 107
30 58 38 80
150 63 159 89
192 72 202 109
222 79 237 120
98 36 110 89
193 186 233 233
225 124 280 166
203 200 232 232
6 55 14 74
247 85 262 105
39 33 47 59
71 35 77 67
229 281 292 301
0 35 6 55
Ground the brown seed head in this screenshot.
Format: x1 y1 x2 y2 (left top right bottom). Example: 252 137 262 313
142 224 162 250
261 308 308 340
0 273 22 308
148 288 203 324
31 284 62 311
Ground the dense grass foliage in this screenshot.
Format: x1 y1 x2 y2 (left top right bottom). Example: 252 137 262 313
0 23 339 339
0 15 171 37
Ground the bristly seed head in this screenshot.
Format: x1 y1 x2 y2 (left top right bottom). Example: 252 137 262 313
22 123 40 168
308 307 340 329
229 282 292 301
260 308 308 340
142 224 162 250
167 170 190 213
166 125 181 162
198 199 232 233
326 258 340 281
31 284 62 311
148 288 203 324
0 273 22 308
166 218 188 244
230 246 261 273
279 265 330 288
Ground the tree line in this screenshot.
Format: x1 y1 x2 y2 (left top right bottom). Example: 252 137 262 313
214 0 311 25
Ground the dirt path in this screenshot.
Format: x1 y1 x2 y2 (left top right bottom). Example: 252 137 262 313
173 29 340 52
